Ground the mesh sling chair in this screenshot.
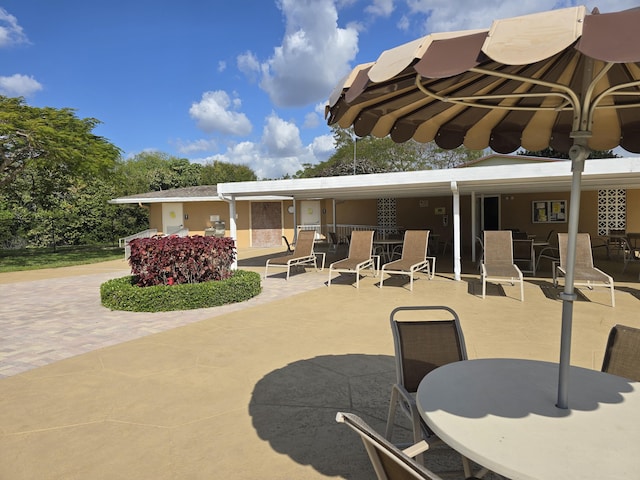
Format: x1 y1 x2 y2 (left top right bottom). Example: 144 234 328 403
481 230 524 301
380 231 434 291
328 230 378 288
601 324 640 382
264 230 319 280
336 412 483 480
554 233 615 307
384 306 484 477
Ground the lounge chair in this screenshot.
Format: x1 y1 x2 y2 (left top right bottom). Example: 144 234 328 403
336 412 482 480
328 230 377 288
264 230 321 280
481 230 524 301
380 230 434 291
554 233 615 307
601 324 640 382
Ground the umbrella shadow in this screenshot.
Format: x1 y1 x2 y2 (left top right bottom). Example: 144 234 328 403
249 354 396 479
425 359 634 420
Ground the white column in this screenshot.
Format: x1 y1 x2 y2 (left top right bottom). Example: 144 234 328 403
451 181 461 281
228 195 238 270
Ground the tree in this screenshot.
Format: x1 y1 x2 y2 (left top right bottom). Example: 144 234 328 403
517 147 619 159
113 151 203 194
0 96 121 189
296 126 485 177
199 160 257 184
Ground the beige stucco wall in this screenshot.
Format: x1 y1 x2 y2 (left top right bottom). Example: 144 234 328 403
140 188 639 250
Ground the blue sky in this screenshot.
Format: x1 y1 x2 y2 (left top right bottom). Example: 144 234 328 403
1 0 637 179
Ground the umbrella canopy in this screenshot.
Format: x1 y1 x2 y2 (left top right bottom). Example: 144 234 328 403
326 5 640 409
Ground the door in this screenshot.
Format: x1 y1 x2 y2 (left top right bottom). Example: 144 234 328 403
162 203 183 234
251 202 282 247
482 196 500 231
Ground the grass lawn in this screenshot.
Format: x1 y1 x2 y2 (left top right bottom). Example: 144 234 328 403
0 245 124 273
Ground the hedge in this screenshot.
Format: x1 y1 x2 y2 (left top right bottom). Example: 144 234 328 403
100 269 262 312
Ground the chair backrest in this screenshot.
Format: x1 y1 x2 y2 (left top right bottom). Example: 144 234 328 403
483 231 514 265
390 306 467 393
400 230 429 261
545 229 556 244
601 324 640 382
348 230 375 259
292 230 316 257
336 412 444 480
558 233 594 269
329 232 339 245
512 239 534 262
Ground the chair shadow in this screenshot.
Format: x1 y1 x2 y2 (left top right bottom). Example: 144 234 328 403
616 286 640 301
464 277 506 298
528 279 591 302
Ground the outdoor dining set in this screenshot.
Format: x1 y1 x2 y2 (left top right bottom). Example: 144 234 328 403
338 306 640 480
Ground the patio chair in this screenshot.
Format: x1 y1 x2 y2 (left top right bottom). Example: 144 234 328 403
385 306 479 475
601 324 640 382
535 231 559 272
554 233 615 307
481 231 524 301
336 412 482 480
264 230 320 280
380 231 434 291
282 235 294 253
621 237 640 280
512 238 535 276
328 230 378 288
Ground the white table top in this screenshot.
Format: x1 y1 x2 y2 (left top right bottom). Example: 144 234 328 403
417 358 640 480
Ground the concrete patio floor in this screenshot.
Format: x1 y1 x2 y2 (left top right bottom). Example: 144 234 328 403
1 247 639 479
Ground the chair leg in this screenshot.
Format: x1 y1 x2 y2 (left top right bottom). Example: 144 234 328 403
384 388 399 440
482 277 486 299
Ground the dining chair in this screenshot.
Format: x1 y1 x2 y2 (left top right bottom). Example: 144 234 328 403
601 324 640 382
385 306 476 473
336 412 483 480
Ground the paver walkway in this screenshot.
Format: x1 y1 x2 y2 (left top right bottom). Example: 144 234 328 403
0 257 324 378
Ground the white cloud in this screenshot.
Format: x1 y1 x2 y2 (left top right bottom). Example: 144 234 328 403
175 138 218 155
303 111 320 128
0 74 42 96
262 113 303 156
217 60 226 72
365 0 395 17
189 90 252 136
402 0 639 33
237 50 260 76
0 8 27 48
256 0 359 107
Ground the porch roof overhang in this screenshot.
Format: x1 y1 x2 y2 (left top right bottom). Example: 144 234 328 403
216 157 640 201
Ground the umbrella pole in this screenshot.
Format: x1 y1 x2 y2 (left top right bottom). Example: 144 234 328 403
557 143 590 409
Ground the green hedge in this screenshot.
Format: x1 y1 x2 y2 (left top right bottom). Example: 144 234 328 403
100 269 262 312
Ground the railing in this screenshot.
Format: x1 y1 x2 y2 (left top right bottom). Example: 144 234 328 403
118 229 158 259
297 224 403 242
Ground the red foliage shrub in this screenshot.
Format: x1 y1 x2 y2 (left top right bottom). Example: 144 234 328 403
128 235 236 287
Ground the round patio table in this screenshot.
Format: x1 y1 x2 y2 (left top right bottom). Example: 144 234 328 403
417 358 640 480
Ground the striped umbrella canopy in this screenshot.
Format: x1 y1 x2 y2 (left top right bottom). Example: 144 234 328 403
326 5 640 409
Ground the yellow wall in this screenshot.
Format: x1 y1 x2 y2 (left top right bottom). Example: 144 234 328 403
142 188 639 250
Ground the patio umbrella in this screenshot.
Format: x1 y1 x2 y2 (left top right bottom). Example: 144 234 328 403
325 5 640 409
